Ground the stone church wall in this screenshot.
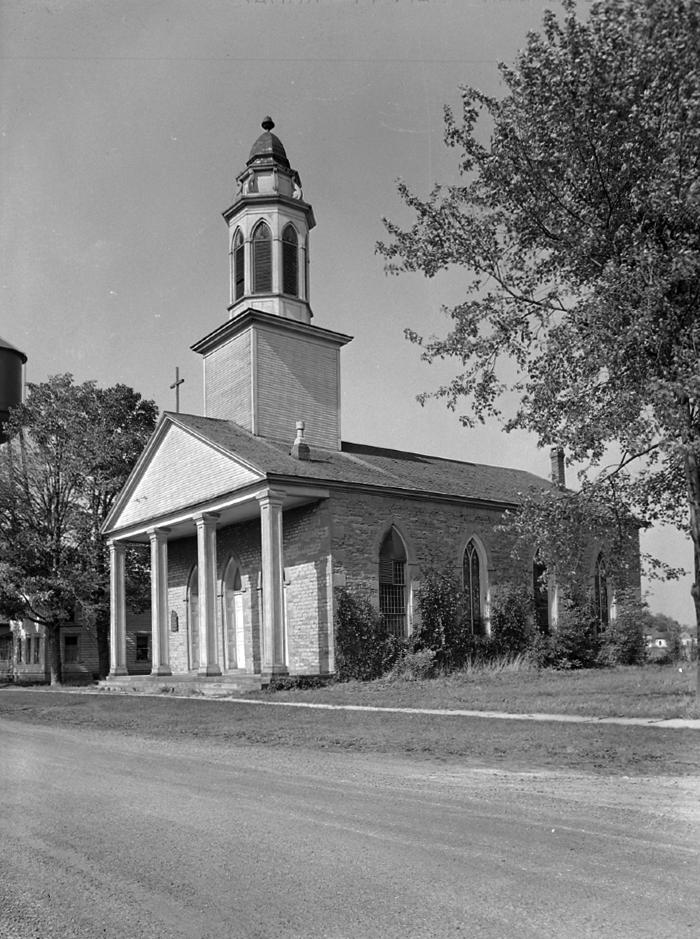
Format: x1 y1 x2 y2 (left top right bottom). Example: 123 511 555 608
327 488 529 614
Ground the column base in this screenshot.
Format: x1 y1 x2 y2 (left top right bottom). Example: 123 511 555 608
198 665 222 677
107 667 128 678
262 666 289 680
150 665 172 677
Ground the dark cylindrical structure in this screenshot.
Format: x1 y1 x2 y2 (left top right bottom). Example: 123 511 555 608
0 336 27 445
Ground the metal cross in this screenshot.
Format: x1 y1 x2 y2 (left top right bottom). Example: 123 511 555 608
170 366 185 413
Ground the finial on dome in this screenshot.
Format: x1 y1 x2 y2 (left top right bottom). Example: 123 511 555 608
262 116 275 132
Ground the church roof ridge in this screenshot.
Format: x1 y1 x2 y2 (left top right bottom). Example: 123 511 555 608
170 413 551 505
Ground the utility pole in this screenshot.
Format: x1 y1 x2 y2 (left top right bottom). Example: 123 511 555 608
170 367 185 413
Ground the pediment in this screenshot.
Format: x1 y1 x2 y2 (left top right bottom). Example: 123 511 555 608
108 421 264 531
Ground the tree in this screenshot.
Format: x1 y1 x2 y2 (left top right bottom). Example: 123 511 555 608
0 375 157 683
378 0 700 691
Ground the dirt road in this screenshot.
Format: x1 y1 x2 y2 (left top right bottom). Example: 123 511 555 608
1 717 698 938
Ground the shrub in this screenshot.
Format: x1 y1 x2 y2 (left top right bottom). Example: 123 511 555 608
550 599 600 669
489 583 534 655
389 648 437 681
597 591 650 666
334 588 404 681
413 569 473 669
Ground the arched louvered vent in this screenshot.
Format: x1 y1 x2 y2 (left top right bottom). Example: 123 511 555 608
282 224 298 296
233 229 245 300
252 221 272 293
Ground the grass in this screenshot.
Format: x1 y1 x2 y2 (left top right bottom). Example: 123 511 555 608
254 663 700 720
1 686 699 778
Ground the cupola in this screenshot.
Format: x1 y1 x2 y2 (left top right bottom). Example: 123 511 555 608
223 117 315 324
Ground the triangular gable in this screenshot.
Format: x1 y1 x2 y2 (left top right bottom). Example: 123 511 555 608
107 420 264 532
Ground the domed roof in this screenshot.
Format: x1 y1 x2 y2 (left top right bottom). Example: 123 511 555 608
247 117 290 169
0 335 27 363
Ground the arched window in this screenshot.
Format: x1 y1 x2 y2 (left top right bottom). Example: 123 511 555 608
222 558 246 670
533 555 550 634
594 553 610 634
379 527 407 637
282 224 298 296
463 539 484 635
187 566 199 670
232 228 245 301
252 221 272 293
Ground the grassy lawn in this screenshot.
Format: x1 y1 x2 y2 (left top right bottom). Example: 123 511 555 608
1 687 699 777
253 663 700 719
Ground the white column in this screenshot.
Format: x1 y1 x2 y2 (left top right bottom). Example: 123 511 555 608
195 513 221 676
108 541 127 676
148 527 171 676
257 491 287 675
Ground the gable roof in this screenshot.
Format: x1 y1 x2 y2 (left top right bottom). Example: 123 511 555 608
172 412 552 505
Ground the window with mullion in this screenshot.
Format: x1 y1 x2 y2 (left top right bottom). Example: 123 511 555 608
463 539 483 635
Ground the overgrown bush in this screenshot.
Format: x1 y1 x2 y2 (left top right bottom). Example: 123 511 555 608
549 599 600 669
412 570 473 669
597 591 650 666
489 583 534 655
334 588 404 681
389 648 437 681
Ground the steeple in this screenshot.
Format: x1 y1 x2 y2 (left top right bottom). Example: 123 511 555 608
193 116 352 451
223 117 315 324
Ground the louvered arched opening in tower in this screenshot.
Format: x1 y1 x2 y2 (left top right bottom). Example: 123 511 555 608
232 228 245 300
252 221 272 293
282 223 299 296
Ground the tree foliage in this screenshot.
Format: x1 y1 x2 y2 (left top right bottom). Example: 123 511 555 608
378 0 700 690
0 375 157 683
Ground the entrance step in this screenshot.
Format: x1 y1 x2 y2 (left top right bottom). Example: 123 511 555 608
98 672 263 696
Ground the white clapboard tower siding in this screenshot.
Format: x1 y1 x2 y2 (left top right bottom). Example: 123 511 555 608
192 117 352 451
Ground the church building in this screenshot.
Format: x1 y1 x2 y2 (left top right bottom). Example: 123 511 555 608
102 119 617 690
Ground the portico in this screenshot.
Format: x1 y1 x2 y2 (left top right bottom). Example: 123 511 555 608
103 411 332 687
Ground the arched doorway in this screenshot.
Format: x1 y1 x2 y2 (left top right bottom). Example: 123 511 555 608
222 559 246 670
187 565 199 670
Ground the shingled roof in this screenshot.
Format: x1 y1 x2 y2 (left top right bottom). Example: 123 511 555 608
170 412 551 506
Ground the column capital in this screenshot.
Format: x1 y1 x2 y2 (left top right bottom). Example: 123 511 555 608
108 539 127 555
193 512 220 527
147 526 171 540
256 489 286 508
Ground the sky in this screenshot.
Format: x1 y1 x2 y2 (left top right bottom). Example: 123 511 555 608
0 0 693 625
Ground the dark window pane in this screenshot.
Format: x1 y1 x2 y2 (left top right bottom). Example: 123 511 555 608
233 230 245 300
282 225 298 296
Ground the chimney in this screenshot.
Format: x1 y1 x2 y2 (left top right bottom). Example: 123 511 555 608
550 446 566 488
290 420 311 461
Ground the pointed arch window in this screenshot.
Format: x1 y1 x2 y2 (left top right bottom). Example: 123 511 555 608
232 228 245 301
252 221 272 294
533 555 550 634
594 554 610 634
463 539 484 635
187 566 199 670
379 527 407 637
282 224 298 296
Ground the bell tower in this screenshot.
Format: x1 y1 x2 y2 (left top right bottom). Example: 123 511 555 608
223 117 315 324
192 117 352 451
